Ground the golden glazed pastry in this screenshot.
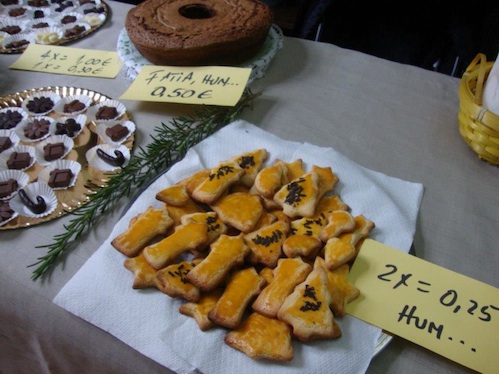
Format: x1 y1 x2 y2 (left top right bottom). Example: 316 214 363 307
125 0 273 66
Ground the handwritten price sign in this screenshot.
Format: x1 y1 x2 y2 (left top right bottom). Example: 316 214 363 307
119 65 252 106
347 239 499 374
10 44 122 78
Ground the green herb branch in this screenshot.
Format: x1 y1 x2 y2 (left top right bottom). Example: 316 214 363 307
30 89 260 281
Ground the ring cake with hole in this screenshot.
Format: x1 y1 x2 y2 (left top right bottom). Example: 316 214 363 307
124 0 273 66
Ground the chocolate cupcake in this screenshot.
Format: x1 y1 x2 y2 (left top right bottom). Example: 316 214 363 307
0 200 17 226
96 120 135 146
38 159 80 190
34 134 73 165
22 91 60 116
0 145 36 172
0 170 29 199
21 116 52 141
0 107 26 130
9 181 57 218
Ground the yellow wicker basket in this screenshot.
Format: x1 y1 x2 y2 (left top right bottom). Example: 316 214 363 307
458 53 499 165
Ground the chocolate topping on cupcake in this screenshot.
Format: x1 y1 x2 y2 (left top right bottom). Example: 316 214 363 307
96 148 125 166
0 110 24 130
0 136 13 152
0 201 15 223
26 96 54 114
23 118 51 139
95 106 118 120
55 118 81 137
105 124 129 142
0 179 18 198
63 99 86 113
7 152 32 170
0 25 22 35
48 168 73 188
43 142 66 161
19 189 47 214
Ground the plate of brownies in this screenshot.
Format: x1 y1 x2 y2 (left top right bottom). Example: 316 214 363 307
0 85 135 229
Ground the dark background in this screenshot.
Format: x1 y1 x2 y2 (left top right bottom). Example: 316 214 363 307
119 0 499 77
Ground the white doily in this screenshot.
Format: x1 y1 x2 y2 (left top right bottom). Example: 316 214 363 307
116 24 283 84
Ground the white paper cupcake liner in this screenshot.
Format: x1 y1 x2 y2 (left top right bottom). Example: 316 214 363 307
49 113 86 139
34 134 74 166
2 5 30 21
9 181 57 218
0 18 27 34
37 159 81 190
27 6 52 20
0 169 29 200
21 90 61 116
95 120 135 146
56 11 81 25
0 129 20 152
87 99 126 123
1 31 34 50
86 143 130 171
15 115 54 142
81 11 104 27
53 94 92 115
33 25 62 44
62 21 89 39
0 144 36 172
0 200 18 227
0 106 28 131
26 17 56 30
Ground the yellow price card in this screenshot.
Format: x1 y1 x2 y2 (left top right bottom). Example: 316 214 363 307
347 239 499 374
10 44 122 78
119 65 251 106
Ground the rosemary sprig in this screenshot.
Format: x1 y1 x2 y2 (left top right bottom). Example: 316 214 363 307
30 89 260 281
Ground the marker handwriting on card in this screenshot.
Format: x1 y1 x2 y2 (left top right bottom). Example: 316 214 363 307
120 65 252 106
10 45 122 78
347 240 499 373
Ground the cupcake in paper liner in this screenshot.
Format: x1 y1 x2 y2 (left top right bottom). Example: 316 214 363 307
50 113 86 139
51 1 77 14
0 106 28 131
0 200 18 227
0 129 20 153
95 120 135 146
81 10 104 26
0 145 36 172
26 0 51 8
54 95 92 116
34 134 74 166
62 21 89 39
87 99 126 123
3 5 30 20
26 17 56 30
37 159 80 190
27 6 52 20
57 11 81 25
16 115 54 142
9 181 57 218
2 32 34 51
79 2 105 16
86 143 130 172
0 18 26 35
21 91 61 116
0 169 29 200
33 25 63 44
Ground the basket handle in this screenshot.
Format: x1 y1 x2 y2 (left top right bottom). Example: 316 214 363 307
465 53 488 105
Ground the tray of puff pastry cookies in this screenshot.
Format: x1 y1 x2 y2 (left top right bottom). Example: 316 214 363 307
110 147 388 362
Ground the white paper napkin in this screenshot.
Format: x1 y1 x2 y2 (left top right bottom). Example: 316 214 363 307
54 120 424 374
